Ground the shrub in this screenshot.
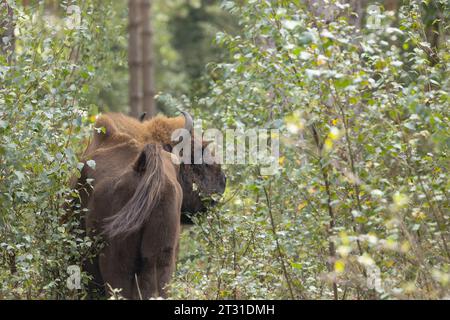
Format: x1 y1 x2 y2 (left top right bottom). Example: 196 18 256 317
170 0 449 299
0 1 114 299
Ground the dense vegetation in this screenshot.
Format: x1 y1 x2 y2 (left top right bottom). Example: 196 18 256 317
1 0 449 299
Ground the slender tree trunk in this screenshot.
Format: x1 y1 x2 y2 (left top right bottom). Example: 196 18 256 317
384 0 399 12
128 0 143 118
348 0 367 30
140 0 156 117
0 0 15 64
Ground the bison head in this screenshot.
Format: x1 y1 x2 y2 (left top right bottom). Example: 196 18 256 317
171 112 226 224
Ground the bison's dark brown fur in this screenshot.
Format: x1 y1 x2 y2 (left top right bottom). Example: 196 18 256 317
72 112 225 299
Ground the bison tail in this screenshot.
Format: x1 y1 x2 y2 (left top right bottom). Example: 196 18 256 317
103 144 165 238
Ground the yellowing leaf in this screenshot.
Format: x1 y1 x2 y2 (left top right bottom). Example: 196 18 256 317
328 126 341 140
400 241 410 253
316 54 327 66
393 192 409 210
324 138 333 151
308 187 316 194
334 260 345 273
297 201 307 212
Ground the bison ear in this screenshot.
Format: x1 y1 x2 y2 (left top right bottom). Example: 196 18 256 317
133 151 147 174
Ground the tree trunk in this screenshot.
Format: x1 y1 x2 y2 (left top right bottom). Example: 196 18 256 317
128 0 143 118
140 0 156 117
0 0 15 64
384 0 399 12
348 0 367 30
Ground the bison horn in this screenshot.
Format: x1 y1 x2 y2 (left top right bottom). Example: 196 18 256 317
180 111 193 133
139 112 147 122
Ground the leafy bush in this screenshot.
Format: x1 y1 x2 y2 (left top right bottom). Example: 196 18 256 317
170 0 449 299
0 1 114 299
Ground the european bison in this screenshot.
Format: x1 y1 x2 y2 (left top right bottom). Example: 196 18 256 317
71 112 226 299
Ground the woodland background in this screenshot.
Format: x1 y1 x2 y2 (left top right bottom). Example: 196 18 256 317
0 0 449 299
